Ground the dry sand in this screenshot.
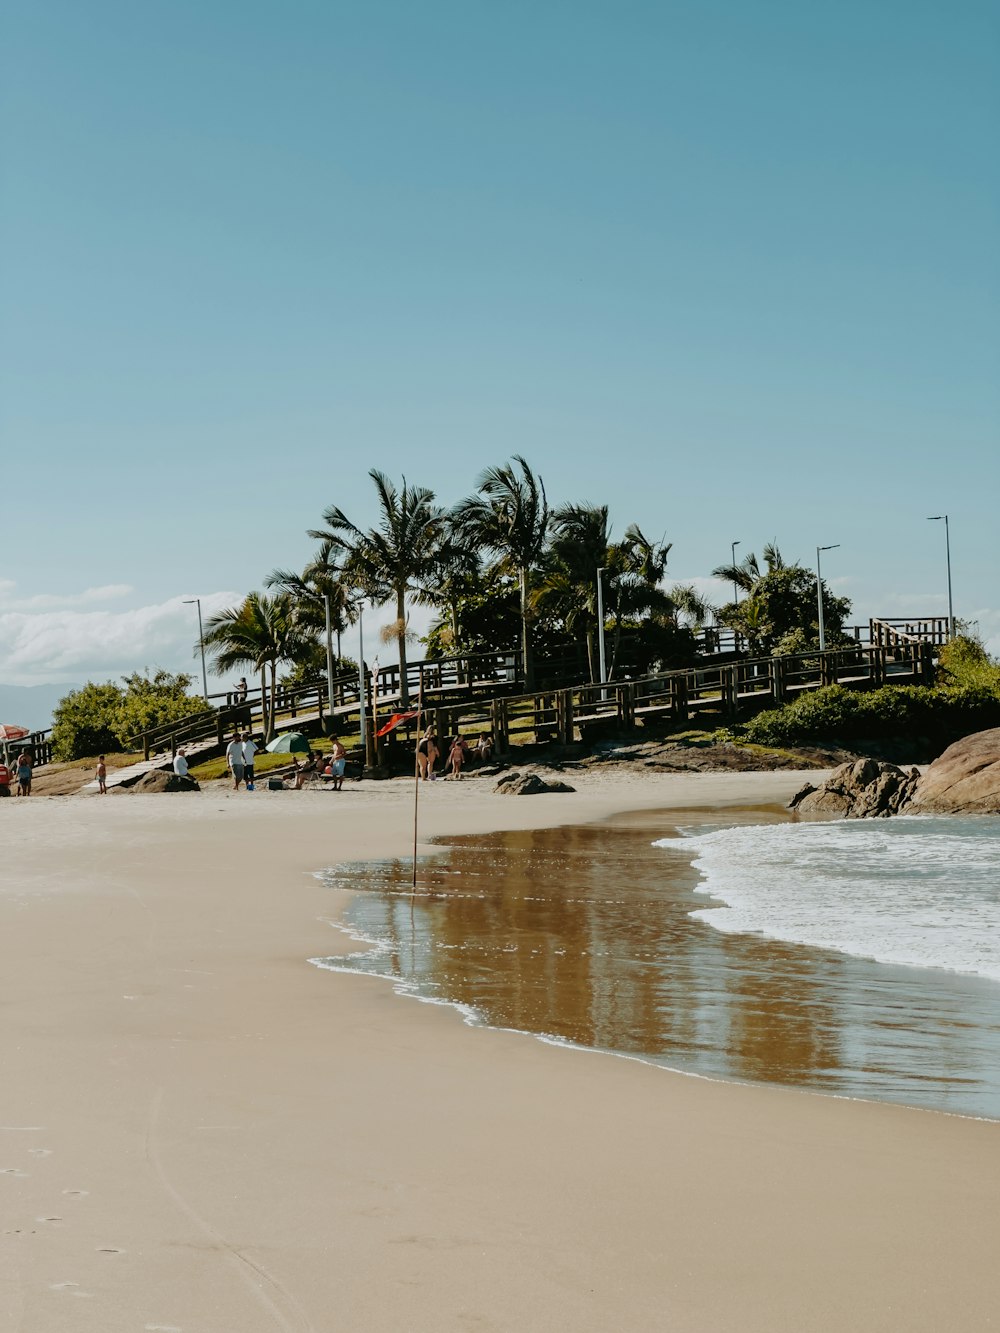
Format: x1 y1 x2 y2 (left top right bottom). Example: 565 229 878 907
2 770 998 1332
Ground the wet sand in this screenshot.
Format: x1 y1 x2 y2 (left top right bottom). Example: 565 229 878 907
2 771 1000 1331
321 806 1000 1119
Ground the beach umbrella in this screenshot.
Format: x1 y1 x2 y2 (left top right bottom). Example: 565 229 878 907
0 724 30 742
264 732 312 754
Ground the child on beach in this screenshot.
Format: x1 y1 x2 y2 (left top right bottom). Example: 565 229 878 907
447 734 469 779
96 755 107 794
16 752 32 796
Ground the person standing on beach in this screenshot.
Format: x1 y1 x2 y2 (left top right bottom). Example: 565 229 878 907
242 733 257 790
96 755 108 794
447 733 469 779
328 736 347 791
15 752 32 796
417 727 438 781
226 732 245 790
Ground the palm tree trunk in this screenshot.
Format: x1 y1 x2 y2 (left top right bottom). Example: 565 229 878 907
268 661 278 740
585 627 595 683
396 587 409 707
259 666 268 740
520 567 533 691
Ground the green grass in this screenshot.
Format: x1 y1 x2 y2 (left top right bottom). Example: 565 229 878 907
188 751 293 782
48 751 142 771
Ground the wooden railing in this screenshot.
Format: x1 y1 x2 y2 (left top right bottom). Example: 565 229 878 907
30 619 952 769
2 728 54 768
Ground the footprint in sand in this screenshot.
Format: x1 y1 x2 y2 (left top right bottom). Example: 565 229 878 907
96 1246 124 1254
36 1216 62 1224
0 1168 29 1177
145 1325 182 1332
62 1189 88 1197
28 1148 52 1157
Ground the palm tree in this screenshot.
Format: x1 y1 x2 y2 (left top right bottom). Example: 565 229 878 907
309 472 445 706
533 504 611 681
202 592 305 740
412 518 484 658
452 455 550 690
265 549 357 685
711 541 786 594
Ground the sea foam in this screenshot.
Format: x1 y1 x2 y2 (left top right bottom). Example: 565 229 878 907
660 816 1000 982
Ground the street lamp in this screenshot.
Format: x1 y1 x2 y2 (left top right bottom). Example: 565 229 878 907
927 515 954 639
183 598 209 700
815 546 840 652
730 541 741 606
596 567 607 694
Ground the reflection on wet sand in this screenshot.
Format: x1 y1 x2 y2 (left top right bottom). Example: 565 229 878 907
319 809 1000 1119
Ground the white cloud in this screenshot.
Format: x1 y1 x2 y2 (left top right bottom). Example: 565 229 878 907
0 592 239 686
0 582 134 612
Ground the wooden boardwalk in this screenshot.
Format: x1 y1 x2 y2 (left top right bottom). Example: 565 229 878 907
23 618 950 771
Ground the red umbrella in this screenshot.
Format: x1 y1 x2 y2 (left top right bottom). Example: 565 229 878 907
0 724 30 742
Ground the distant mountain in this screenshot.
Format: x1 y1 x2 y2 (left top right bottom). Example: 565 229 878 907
0 683 77 733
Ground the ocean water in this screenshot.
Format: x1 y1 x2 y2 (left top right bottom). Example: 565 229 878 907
313 812 1000 1119
673 816 1000 982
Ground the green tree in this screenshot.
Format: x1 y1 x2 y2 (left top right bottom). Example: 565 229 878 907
116 670 209 743
711 545 851 656
50 671 209 761
310 472 445 705
452 456 551 690
50 682 124 761
202 592 306 739
266 549 357 681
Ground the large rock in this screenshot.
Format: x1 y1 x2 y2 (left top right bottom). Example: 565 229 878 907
127 770 200 794
494 771 576 796
789 758 918 819
910 728 1000 814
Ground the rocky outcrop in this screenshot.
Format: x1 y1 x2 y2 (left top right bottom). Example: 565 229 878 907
909 728 1000 814
126 770 200 794
494 771 575 796
789 758 919 819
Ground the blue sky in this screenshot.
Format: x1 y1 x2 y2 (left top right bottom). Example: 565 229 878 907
2 0 998 687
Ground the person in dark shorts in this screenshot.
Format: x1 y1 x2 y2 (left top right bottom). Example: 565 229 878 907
226 733 245 790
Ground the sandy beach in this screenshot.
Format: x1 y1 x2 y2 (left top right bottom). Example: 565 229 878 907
3 770 999 1332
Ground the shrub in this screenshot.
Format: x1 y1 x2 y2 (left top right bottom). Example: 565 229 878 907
743 683 1000 748
50 671 209 761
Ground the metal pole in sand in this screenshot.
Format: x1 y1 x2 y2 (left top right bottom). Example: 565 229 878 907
412 674 424 891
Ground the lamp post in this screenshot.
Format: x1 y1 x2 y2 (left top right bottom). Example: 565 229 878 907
183 598 209 701
356 601 367 760
322 591 335 708
730 541 741 606
927 515 954 639
816 545 840 652
596 567 607 697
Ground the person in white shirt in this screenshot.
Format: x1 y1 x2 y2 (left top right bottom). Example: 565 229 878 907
173 747 190 778
241 734 257 789
225 733 245 790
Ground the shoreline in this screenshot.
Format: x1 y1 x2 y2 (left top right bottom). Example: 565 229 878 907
313 797 1000 1124
4 771 1000 1331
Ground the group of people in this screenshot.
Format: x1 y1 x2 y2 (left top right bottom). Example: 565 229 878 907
220 732 349 792
224 732 259 790
416 728 493 781
0 752 32 797
289 739 348 791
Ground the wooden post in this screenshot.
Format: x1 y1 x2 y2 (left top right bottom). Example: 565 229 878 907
771 657 785 703
724 666 738 717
